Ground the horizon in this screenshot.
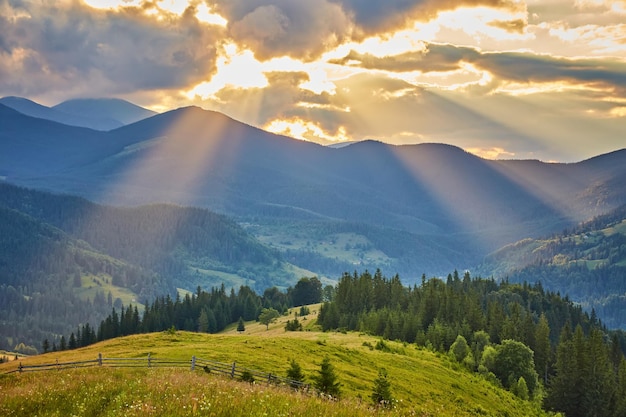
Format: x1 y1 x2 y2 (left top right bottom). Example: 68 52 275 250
1 0 625 162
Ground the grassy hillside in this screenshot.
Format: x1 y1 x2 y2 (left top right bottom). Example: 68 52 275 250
0 311 548 417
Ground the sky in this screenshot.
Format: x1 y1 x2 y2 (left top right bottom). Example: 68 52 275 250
1 0 625 162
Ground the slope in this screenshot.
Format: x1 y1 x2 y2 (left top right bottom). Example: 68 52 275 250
0 329 548 417
0 183 303 351
0 205 157 352
477 205 626 328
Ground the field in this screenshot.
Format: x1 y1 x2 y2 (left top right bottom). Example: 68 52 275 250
0 309 549 417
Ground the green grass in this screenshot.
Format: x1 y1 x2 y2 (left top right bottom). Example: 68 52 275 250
76 274 141 306
0 314 550 417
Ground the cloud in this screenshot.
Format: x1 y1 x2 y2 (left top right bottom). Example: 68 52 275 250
333 42 626 94
0 1 222 100
330 0 522 35
215 0 353 60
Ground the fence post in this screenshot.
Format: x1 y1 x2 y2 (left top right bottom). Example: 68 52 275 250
191 356 196 371
98 353 103 366
267 373 272 384
18 362 23 373
148 353 151 368
56 359 59 370
231 362 236 378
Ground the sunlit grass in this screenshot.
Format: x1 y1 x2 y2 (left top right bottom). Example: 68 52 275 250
0 321 548 416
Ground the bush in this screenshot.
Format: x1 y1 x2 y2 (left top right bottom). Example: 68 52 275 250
240 370 255 383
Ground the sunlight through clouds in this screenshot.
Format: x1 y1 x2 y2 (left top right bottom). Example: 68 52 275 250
2 0 626 161
265 118 350 143
186 44 268 100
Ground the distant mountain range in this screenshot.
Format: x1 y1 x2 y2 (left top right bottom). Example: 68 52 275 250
1 98 626 327
0 96 156 130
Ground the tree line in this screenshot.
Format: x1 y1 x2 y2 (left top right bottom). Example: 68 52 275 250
46 277 324 352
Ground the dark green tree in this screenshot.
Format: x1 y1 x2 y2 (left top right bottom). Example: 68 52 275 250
42 339 49 354
237 317 245 332
534 313 551 385
68 332 77 350
286 359 306 389
583 328 615 417
312 357 341 398
371 368 393 408
291 277 323 306
198 309 209 333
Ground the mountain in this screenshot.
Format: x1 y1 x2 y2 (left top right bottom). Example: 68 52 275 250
1 104 626 311
0 96 157 130
53 98 157 126
0 96 124 130
0 182 298 349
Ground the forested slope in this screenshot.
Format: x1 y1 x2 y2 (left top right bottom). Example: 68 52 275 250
0 183 297 351
478 205 626 328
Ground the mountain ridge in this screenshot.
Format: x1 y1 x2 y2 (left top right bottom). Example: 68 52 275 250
2 103 626 328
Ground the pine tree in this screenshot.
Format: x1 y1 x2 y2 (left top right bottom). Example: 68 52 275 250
42 339 49 354
371 368 393 408
534 313 551 385
583 328 615 417
237 317 245 332
312 357 341 398
198 309 209 333
286 359 305 389
68 332 77 350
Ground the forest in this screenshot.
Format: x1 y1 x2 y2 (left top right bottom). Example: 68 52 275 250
0 183 293 350
317 270 626 417
480 204 626 329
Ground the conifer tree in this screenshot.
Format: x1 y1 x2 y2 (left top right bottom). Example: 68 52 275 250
583 328 615 417
198 309 209 333
286 359 305 389
371 368 393 408
312 357 341 398
237 317 245 332
534 313 551 384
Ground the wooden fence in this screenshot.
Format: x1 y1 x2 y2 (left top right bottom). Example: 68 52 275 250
4 353 309 390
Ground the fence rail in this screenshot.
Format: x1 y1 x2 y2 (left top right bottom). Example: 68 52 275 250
4 353 309 390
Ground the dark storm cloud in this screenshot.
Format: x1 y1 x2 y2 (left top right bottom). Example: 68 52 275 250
0 1 222 98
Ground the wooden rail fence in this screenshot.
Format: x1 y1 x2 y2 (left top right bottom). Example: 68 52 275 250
4 353 309 390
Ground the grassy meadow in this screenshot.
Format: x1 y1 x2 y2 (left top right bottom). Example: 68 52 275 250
0 308 550 416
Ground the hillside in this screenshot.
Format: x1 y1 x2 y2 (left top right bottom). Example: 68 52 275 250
2 104 625 281
478 205 626 328
0 327 548 417
0 183 304 351
0 205 155 353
